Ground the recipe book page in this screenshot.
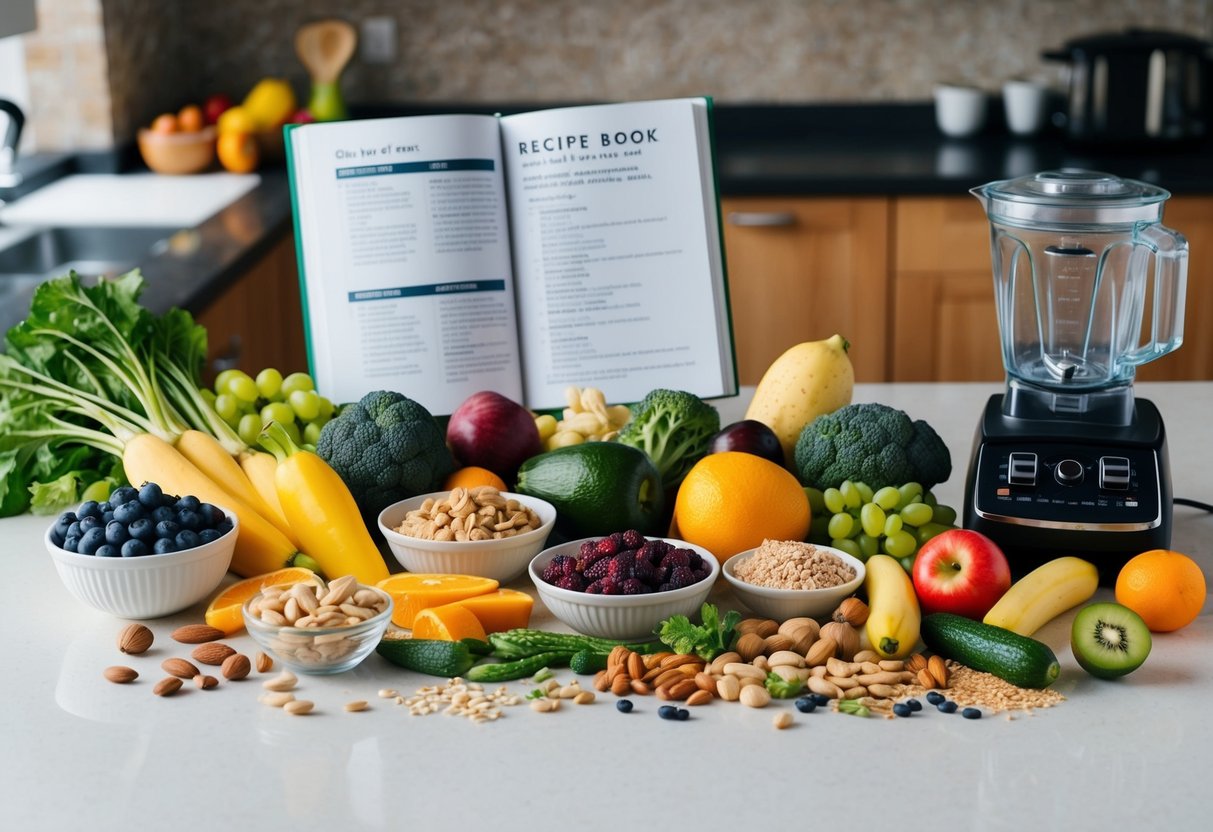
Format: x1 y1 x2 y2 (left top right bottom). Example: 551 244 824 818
499 98 734 410
289 114 523 414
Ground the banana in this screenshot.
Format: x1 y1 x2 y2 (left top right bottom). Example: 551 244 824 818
863 554 921 659
982 556 1099 636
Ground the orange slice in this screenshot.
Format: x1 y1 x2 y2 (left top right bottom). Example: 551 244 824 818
452 589 534 634
412 603 487 642
204 566 320 635
377 573 499 628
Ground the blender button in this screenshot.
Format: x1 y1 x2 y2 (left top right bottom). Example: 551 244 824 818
1099 456 1131 490
1054 458 1084 484
1007 452 1038 486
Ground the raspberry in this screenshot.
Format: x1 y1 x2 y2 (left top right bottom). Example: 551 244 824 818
576 551 608 574
667 566 697 589
607 552 636 580
595 537 619 557
579 540 599 558
599 577 620 595
556 573 586 592
542 556 571 584
620 578 649 595
684 549 702 569
660 549 690 570
584 557 612 582
622 529 645 549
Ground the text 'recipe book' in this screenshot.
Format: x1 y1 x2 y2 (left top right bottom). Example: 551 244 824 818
285 97 736 416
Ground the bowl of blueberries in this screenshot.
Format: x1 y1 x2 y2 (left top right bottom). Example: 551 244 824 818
45 482 238 619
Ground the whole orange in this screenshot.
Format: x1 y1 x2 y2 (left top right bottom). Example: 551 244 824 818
177 104 204 133
1115 549 1206 632
150 113 178 134
443 465 508 492
672 451 811 559
217 131 259 173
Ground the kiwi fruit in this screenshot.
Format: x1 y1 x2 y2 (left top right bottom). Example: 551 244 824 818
1070 602 1151 679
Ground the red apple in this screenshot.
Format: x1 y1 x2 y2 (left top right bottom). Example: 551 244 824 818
446 391 542 484
911 529 1011 619
203 93 233 125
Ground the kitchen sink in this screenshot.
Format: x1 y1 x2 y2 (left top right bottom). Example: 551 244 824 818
0 225 171 284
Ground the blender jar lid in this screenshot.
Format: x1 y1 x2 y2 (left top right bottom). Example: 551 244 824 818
973 169 1171 226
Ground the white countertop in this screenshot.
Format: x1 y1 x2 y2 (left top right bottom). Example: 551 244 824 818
3 382 1211 830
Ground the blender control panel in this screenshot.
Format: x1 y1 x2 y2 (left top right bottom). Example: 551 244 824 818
972 444 1162 528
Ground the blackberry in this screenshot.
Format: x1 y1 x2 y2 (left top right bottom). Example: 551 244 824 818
585 579 606 594
595 537 619 557
619 578 649 595
621 529 646 549
637 540 664 564
579 540 599 558
685 550 703 569
633 559 655 585
653 566 670 585
598 578 620 595
583 557 613 582
541 558 567 584
667 566 698 589
658 582 675 592
608 531 625 548
660 549 691 570
607 552 636 580
555 574 586 592
576 551 608 574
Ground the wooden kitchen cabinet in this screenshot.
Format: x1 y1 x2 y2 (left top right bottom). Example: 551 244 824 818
195 231 308 383
721 197 890 384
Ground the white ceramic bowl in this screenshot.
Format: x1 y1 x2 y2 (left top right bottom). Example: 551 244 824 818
378 491 557 583
46 511 238 619
529 537 719 640
721 544 866 621
242 585 392 675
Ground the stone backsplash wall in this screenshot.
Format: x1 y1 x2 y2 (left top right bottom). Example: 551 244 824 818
17 0 1213 150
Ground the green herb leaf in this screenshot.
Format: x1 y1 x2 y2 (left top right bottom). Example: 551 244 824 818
764 671 805 699
657 602 741 661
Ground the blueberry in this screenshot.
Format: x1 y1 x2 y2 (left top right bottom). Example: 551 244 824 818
98 501 112 513
794 697 817 713
50 528 65 547
199 503 225 527
104 520 129 546
616 699 634 714
66 521 82 540
906 698 923 712
137 482 163 507
177 509 202 531
77 500 101 520
961 707 982 720
152 537 178 555
110 486 138 505
675 708 690 721
937 699 958 714
175 530 201 550
120 539 149 558
62 535 81 553
101 510 115 524
155 520 181 540
95 544 120 558
54 511 77 534
809 693 831 706
151 505 175 524
217 518 234 536
113 501 145 524
78 515 101 533
160 492 178 507
77 527 106 556
893 702 912 717
657 705 679 720
198 528 222 544
176 495 201 512
925 691 945 706
128 518 155 542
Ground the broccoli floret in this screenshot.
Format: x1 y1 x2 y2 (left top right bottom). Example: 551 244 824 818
316 390 455 521
793 402 951 491
614 389 720 489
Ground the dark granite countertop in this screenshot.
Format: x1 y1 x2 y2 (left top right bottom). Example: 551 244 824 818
3 103 1210 334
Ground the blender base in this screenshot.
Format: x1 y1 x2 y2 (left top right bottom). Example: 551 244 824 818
963 394 1172 582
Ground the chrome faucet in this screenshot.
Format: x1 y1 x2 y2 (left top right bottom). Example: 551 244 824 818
0 99 25 187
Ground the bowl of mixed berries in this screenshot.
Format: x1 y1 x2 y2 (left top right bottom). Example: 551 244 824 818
529 530 718 640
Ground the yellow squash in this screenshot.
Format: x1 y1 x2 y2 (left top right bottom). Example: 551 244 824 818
864 554 921 659
983 556 1099 636
175 429 295 542
238 449 295 537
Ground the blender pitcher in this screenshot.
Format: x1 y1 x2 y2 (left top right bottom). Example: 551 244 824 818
971 170 1187 415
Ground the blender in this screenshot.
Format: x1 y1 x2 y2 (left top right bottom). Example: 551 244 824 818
965 169 1188 574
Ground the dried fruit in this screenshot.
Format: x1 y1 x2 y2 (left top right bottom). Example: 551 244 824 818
171 624 226 644
221 653 252 680
117 623 154 655
104 666 138 684
162 658 200 679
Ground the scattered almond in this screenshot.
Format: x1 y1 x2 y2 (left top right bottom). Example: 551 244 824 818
773 711 794 729
735 632 766 662
263 670 298 692
255 651 274 673
906 653 929 673
917 667 937 690
161 658 200 679
193 674 219 690
686 689 713 706
284 699 314 715
344 700 368 713
221 653 251 680
153 677 183 697
170 624 225 644
260 691 295 707
117 623 154 655
191 642 236 666
104 666 138 684
928 654 949 688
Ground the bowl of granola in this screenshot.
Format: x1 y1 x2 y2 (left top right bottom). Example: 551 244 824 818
722 540 865 621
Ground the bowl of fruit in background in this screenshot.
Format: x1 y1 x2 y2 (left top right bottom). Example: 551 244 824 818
45 483 238 619
529 533 719 640
137 105 217 175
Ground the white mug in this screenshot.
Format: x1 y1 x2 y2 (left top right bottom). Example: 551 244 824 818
933 84 987 138
1003 80 1048 136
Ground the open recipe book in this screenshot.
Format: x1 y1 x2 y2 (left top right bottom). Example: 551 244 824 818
286 97 735 415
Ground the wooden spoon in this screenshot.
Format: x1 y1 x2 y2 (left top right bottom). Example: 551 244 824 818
295 19 358 120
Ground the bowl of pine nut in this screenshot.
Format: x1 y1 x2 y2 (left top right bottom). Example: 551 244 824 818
377 487 557 583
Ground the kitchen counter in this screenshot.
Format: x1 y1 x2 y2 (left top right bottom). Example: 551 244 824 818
3 382 1211 831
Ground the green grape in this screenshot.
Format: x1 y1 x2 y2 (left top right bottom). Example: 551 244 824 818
213 393 241 425
873 486 900 511
809 516 831 542
899 554 917 573
237 397 257 414
803 486 826 516
827 512 855 540
823 487 845 515
896 481 924 509
883 513 903 537
230 375 259 403
255 367 284 400
316 396 335 421
855 481 874 503
883 529 917 558
289 389 322 422
900 502 934 527
856 533 880 561
831 538 862 559
214 369 240 395
303 421 324 445
860 502 886 537
261 402 296 427
840 480 862 509
237 413 263 446
922 490 938 508
281 372 315 397
914 522 953 546
932 504 958 526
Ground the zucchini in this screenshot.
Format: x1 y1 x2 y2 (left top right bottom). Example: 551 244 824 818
375 635 475 677
920 613 1060 689
569 649 609 675
488 629 661 659
466 651 575 683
